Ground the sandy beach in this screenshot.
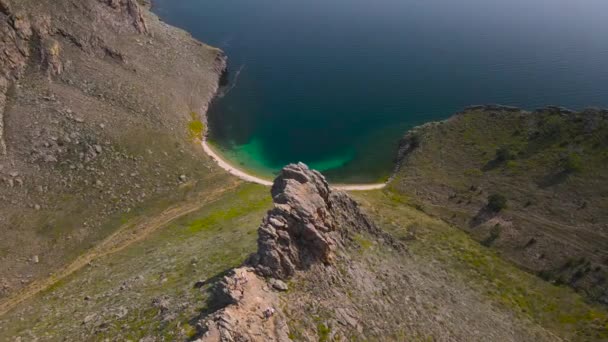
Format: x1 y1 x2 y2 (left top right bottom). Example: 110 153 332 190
201 139 386 191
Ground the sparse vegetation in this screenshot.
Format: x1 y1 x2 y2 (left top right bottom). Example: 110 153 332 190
495 146 514 162
562 152 582 173
317 322 331 342
188 112 206 140
0 0 228 314
539 115 565 139
464 168 483 177
353 233 374 251
0 183 271 340
351 190 608 341
481 224 502 246
487 194 507 212
390 107 608 306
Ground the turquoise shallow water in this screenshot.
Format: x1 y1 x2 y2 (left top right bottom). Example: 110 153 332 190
153 0 608 183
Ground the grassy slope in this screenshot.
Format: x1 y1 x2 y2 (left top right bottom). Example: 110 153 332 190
353 189 608 341
0 183 271 341
0 0 225 301
6 129 230 277
2 105 607 340
390 108 608 303
1 182 606 340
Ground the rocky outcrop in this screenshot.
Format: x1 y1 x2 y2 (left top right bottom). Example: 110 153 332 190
0 0 30 154
0 0 148 88
250 163 382 279
197 163 398 341
101 0 148 34
0 6 31 81
197 267 290 342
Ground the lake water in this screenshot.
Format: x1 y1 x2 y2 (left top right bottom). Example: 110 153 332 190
152 0 608 183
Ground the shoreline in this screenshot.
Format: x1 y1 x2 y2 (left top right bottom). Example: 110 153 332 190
201 139 386 191
202 139 273 186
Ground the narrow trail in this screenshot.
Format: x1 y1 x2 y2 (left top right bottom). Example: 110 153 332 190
0 139 386 317
201 139 387 191
421 199 608 262
0 181 241 317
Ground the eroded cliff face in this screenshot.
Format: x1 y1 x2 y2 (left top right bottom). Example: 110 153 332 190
0 0 226 299
197 163 398 341
0 0 28 155
0 0 64 155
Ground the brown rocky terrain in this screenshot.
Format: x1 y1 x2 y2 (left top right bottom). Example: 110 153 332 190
0 0 228 300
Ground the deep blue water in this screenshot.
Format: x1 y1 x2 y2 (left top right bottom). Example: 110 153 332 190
152 0 608 183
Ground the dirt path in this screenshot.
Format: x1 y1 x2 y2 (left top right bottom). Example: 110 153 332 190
0 139 385 317
421 198 608 263
202 139 386 191
0 138 386 317
0 180 241 317
331 183 386 191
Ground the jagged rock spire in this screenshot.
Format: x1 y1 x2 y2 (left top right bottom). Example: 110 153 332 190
199 163 385 341
250 162 380 279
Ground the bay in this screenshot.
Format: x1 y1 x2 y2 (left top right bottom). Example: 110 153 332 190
153 0 608 182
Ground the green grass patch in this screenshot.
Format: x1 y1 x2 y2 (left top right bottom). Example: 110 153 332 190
352 233 374 252
187 196 268 234
317 322 331 342
188 120 205 140
0 183 272 341
187 111 205 140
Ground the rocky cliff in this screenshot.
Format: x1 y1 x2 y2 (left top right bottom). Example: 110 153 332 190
252 163 391 279
197 163 397 341
0 0 227 299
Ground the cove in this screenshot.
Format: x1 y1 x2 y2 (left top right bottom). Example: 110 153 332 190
152 0 608 183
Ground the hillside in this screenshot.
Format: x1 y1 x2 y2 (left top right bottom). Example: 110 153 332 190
391 105 608 305
1 164 606 341
0 0 228 301
1 0 608 340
